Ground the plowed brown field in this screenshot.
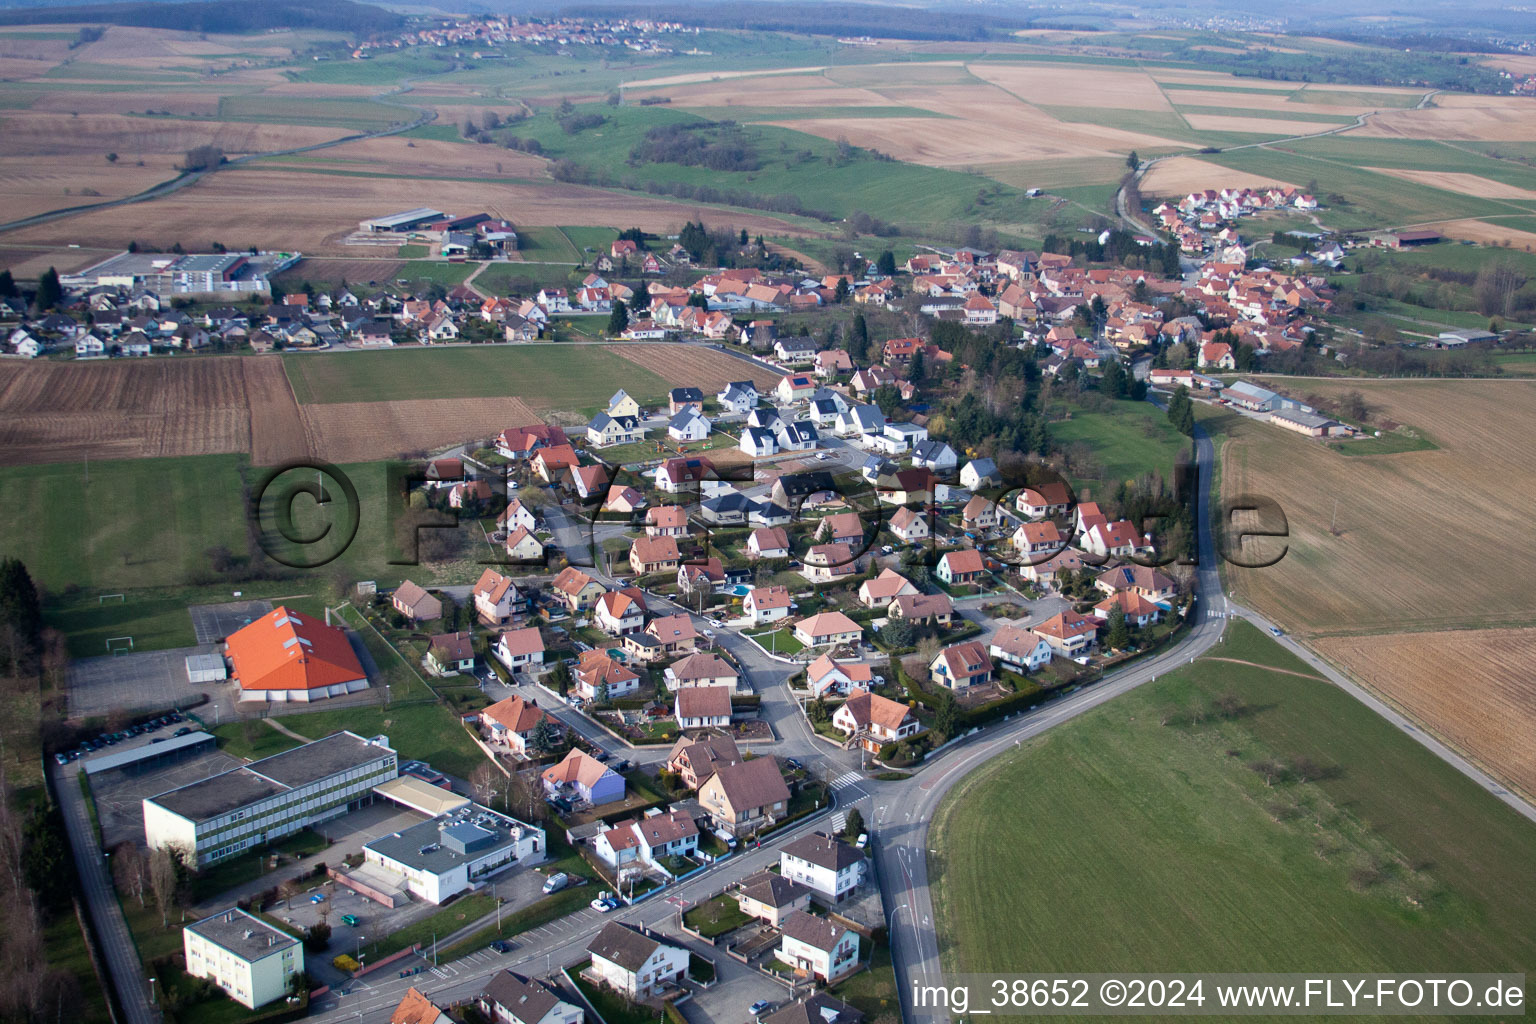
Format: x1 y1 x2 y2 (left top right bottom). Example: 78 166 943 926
610 344 779 393
1314 628 1536 800
298 396 541 463
243 357 310 466
0 357 249 464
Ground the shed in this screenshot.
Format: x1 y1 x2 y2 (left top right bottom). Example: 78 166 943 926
185 652 228 684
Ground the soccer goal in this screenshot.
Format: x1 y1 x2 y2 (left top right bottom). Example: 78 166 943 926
99 593 125 604
105 636 134 655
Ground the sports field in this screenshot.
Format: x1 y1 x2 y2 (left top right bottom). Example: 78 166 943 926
930 621 1536 981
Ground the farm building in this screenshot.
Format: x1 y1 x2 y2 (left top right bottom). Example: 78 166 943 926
360 208 446 233
1269 409 1348 438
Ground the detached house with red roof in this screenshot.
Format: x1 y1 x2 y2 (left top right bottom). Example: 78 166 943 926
929 640 994 690
936 549 986 586
479 695 562 757
833 688 919 752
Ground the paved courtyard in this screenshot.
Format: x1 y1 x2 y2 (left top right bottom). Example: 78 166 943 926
189 599 275 644
67 645 220 719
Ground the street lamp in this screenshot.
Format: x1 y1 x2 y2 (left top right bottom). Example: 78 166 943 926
148 978 156 1006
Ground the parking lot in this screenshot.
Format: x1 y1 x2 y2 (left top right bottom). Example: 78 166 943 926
189 599 274 644
67 644 221 719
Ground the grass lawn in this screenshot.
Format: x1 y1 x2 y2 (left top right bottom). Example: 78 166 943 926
683 893 750 937
474 261 583 294
395 260 477 287
1049 402 1191 495
930 621 1536 979
281 346 672 411
745 627 804 654
573 965 661 1024
1329 427 1438 456
43 912 113 1024
830 936 900 1024
361 891 497 962
514 226 582 263
436 885 591 962
209 719 303 762
0 454 250 591
273 698 486 779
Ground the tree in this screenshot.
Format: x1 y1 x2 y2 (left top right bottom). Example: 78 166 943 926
112 842 148 907
148 847 181 927
739 228 749 246
530 718 561 755
0 270 14 298
933 690 960 740
551 659 571 697
182 144 223 172
1105 605 1130 651
106 152 118 163
908 347 925 382
1166 385 1195 437
846 313 869 362
34 268 62 312
1126 150 1140 171
607 299 629 336
833 277 850 304
842 807 865 839
876 250 896 277
470 761 497 805
596 681 611 706
304 922 331 953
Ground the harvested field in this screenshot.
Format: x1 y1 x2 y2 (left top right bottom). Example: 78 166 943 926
1212 378 1536 636
274 257 404 288
1353 96 1536 141
1154 72 1298 90
1182 113 1346 136
0 112 349 158
619 66 829 90
0 153 185 221
1411 217 1536 249
609 344 779 394
1140 155 1297 196
1167 89 1389 117
967 62 1174 112
633 74 893 110
1481 55 1536 76
260 134 547 180
1313 628 1536 802
27 90 228 117
0 246 113 279
3 166 811 253
1363 168 1536 200
299 397 541 463
243 357 309 467
0 357 249 465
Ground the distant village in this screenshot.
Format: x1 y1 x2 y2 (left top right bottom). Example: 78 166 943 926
353 14 696 60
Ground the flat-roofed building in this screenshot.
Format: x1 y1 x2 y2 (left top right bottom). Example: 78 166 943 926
143 731 397 866
362 804 545 905
183 907 302 1009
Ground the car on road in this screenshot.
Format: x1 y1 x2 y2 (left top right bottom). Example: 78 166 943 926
816 453 832 461
702 629 715 639
340 914 359 926
1269 626 1284 637
750 1000 774 1017
542 873 570 894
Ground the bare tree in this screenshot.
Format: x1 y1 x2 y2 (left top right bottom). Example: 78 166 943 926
112 842 148 907
470 761 497 806
148 847 180 927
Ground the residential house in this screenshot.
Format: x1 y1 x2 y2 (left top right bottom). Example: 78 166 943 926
608 389 642 418
668 387 705 416
959 459 1000 491
498 499 537 535
883 337 921 365
775 373 817 405
604 486 647 515
698 757 790 836
802 544 858 583
774 337 817 365
1017 482 1071 519
667 409 711 442
716 381 758 415
1031 611 1099 658
394 987 452 1024
587 412 646 447
532 445 579 483
936 549 986 586
988 625 1054 673
448 480 493 510
677 557 726 594
472 569 521 626
654 456 715 495
929 640 994 689
595 588 647 636
595 809 699 873
1093 590 1165 628
780 831 867 904
569 464 608 501
496 424 569 460
742 585 793 626
665 732 740 789
733 871 812 928
504 526 545 563
392 580 442 622
889 591 953 627
888 506 929 544
543 749 624 806
835 404 885 438
585 922 687 1000
1081 521 1154 559
574 650 641 702
476 972 583 1024
858 568 918 609
645 505 690 537
1094 564 1177 604
961 496 999 533
494 627 545 671
761 994 864 1024
832 688 918 752
665 652 739 694
427 632 475 675
1013 521 1065 559
910 439 957 472
674 685 733 730
804 655 875 698
776 912 860 983
793 611 862 649
480 696 561 757
551 567 605 613
747 527 790 560
630 535 681 575
814 349 853 378
1198 341 1236 370
646 614 698 655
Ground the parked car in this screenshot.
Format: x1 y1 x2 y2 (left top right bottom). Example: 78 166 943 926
591 749 610 762
340 914 359 927
490 940 512 954
309 894 326 904
713 828 738 849
590 893 616 913
785 758 802 771
53 753 68 766
750 1001 774 1017
856 833 869 849
174 727 193 737
542 873 570 894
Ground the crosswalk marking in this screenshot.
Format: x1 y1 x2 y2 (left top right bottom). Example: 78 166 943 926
831 771 862 790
